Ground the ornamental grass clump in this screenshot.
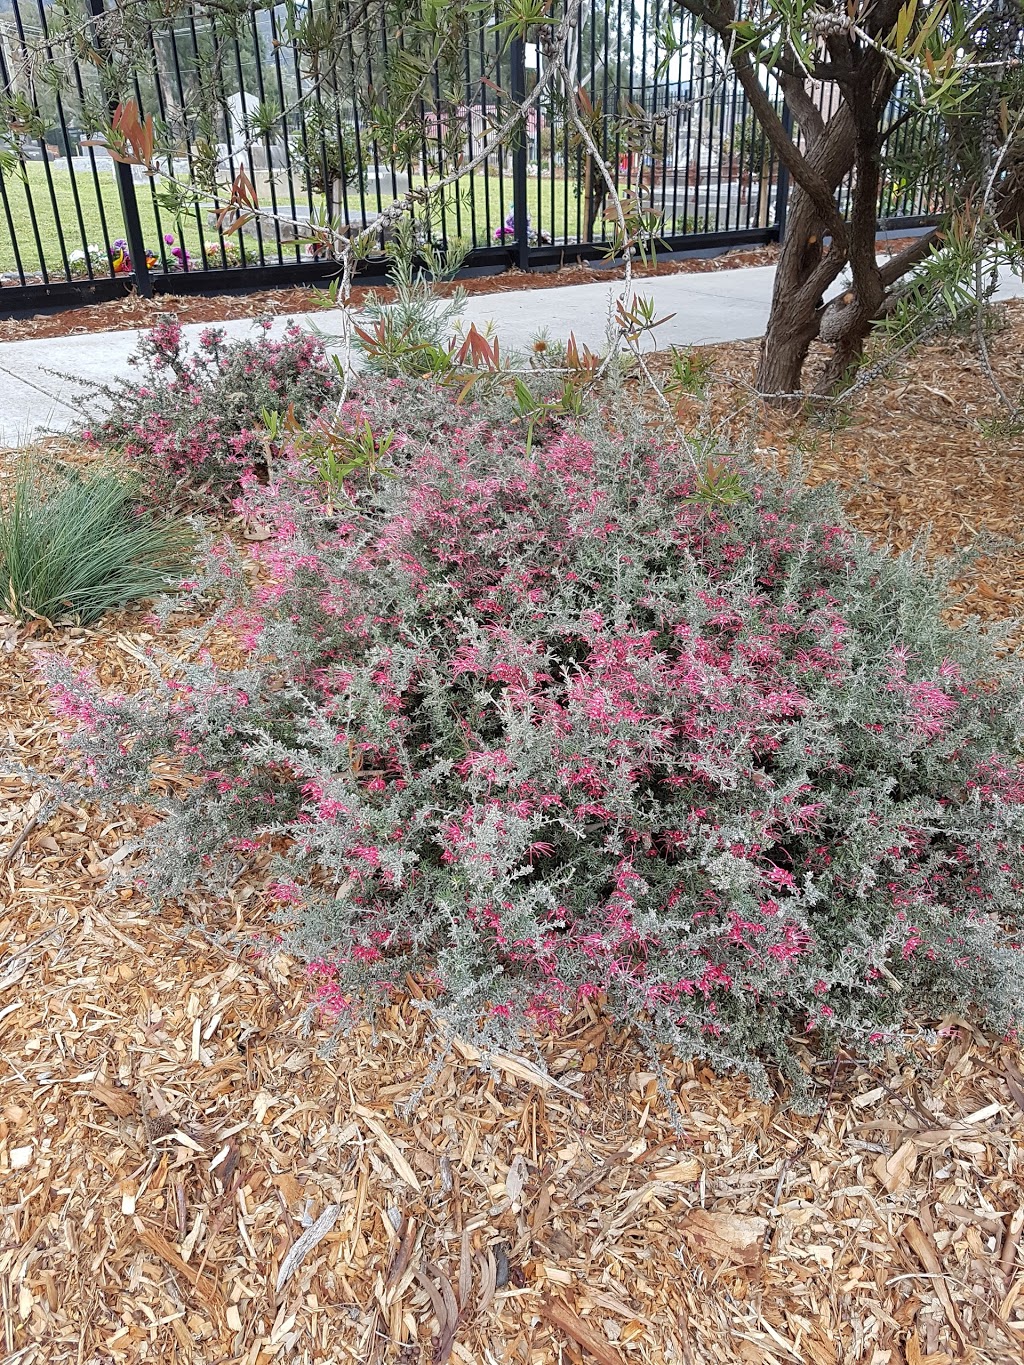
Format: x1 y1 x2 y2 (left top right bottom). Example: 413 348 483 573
46 381 1024 1095
0 463 191 625
84 317 336 502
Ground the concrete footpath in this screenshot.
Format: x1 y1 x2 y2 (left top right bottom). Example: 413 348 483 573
1 261 1022 449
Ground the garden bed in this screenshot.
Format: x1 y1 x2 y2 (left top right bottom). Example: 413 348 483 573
2 309 1024 1365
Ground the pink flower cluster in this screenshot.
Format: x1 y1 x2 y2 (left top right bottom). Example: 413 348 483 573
85 319 335 502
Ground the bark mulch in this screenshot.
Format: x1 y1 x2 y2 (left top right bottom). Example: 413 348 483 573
2 306 1024 1365
655 298 1024 631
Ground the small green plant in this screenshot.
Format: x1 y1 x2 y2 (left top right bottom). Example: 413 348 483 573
0 464 191 625
683 458 749 508
528 329 567 368
615 293 675 345
977 408 1024 440
665 345 714 399
264 406 395 509
509 375 588 454
353 219 467 378
415 230 473 283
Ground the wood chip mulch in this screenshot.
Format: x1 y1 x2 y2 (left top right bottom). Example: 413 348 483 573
3 305 1024 1365
655 297 1024 631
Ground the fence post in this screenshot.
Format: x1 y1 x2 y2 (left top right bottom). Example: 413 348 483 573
774 100 793 244
87 0 152 297
509 37 531 271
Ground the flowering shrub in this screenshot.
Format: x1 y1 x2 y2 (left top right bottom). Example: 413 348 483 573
205 240 243 268
109 233 190 275
49 383 1024 1094
86 318 335 502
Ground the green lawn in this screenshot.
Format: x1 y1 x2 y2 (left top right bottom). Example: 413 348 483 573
0 161 587 279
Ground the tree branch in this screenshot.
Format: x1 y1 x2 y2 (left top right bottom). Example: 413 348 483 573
878 227 942 287
779 73 825 146
674 0 846 243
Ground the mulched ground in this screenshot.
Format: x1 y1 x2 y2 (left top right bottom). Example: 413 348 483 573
652 301 1024 630
0 245 787 342
2 305 1024 1365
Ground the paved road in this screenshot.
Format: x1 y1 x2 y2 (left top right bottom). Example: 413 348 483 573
1 261 1022 449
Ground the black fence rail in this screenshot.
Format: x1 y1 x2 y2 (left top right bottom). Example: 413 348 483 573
0 0 944 314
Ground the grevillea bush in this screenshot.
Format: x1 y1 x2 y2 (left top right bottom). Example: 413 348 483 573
47 381 1024 1094
85 318 336 502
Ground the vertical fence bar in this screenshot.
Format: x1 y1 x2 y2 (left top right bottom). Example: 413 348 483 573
165 17 211 272
10 0 69 281
0 29 29 284
86 0 151 295
33 0 93 279
509 35 529 268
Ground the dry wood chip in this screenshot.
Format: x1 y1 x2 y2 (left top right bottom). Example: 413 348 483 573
873 1138 920 1194
134 1218 220 1308
90 1082 138 1118
653 1157 703 1183
540 1295 628 1365
275 1203 341 1293
681 1209 768 1269
906 1331 955 1365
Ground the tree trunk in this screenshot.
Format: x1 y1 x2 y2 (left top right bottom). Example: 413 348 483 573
755 184 846 394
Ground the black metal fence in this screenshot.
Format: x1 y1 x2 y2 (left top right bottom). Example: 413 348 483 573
0 0 945 314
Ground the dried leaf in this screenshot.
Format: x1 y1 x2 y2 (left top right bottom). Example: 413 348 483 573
458 1231 472 1308
902 1220 967 1345
504 1155 528 1205
241 520 273 542
425 1261 459 1364
352 1107 422 1191
1003 1062 1024 1116
475 1249 497 1316
416 1265 458 1364
384 1214 417 1292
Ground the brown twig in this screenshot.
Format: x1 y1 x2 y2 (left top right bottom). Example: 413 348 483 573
0 799 54 871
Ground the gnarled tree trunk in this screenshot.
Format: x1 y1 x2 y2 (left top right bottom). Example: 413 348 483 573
754 104 859 395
